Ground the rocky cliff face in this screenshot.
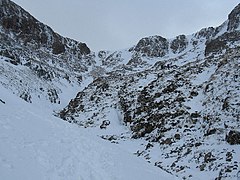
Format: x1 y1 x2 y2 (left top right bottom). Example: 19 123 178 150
1 0 240 179
227 3 240 31
0 0 90 55
59 3 240 180
0 0 94 105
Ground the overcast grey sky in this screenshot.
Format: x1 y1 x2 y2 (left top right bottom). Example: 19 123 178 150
13 0 239 51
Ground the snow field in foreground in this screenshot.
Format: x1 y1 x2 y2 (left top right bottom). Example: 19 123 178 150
0 86 175 180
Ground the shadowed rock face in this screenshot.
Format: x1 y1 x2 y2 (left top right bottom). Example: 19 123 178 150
227 3 240 31
0 0 91 55
0 0 53 46
52 39 66 54
0 0 93 104
134 36 169 57
170 35 188 54
78 43 91 55
203 4 240 56
205 31 240 56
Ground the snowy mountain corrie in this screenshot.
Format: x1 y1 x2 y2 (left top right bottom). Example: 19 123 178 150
0 0 240 179
59 3 240 180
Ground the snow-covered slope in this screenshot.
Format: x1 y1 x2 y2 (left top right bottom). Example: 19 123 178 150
0 85 175 180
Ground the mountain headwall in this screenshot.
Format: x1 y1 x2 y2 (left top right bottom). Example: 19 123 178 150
0 1 240 179
59 3 240 179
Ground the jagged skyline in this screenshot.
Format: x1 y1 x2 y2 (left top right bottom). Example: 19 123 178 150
12 0 239 51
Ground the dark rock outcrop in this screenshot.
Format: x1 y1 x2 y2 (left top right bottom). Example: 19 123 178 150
227 3 240 31
52 39 65 54
226 130 240 145
170 35 188 54
205 31 240 56
134 36 169 57
0 0 91 55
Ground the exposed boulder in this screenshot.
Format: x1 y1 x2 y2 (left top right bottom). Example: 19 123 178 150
100 120 110 129
226 130 240 145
